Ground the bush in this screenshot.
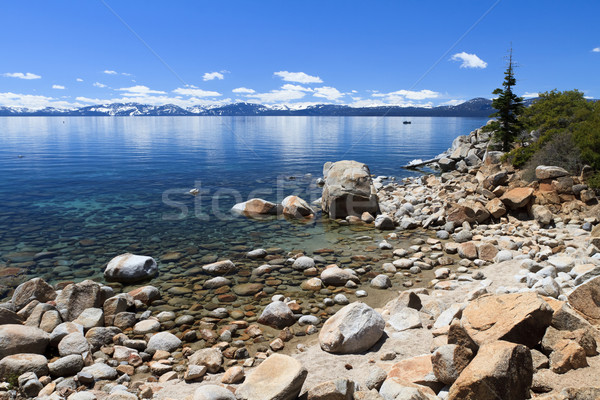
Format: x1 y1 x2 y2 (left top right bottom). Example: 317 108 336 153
522 132 583 182
588 172 600 190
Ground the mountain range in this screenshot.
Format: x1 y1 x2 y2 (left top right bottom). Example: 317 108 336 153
0 97 521 117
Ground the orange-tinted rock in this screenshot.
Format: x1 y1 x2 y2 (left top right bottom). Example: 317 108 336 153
500 187 535 210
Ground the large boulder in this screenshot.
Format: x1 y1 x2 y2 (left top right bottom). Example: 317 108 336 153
319 302 385 354
0 353 48 377
321 161 379 219
54 280 110 322
232 198 281 217
460 293 553 348
104 253 157 283
258 302 296 329
448 340 532 400
0 325 50 359
567 276 600 324
281 195 314 218
536 165 569 180
193 385 236 400
432 344 474 385
11 278 56 311
0 308 23 325
385 354 441 394
500 187 535 210
236 354 307 400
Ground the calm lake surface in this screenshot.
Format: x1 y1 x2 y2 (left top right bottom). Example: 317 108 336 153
0 116 488 303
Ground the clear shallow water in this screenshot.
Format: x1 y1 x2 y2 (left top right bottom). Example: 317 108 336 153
0 116 488 302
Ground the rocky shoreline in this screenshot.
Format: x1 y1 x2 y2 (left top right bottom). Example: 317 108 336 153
1 125 600 400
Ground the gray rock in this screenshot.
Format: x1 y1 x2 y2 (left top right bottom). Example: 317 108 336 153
80 363 118 381
146 331 182 354
375 214 395 230
202 260 237 275
365 366 388 390
189 348 223 374
50 322 84 346
321 160 379 219
48 354 84 377
73 308 104 330
18 371 42 397
453 230 473 243
203 277 232 289
58 332 90 356
193 384 236 400
307 378 355 400
55 280 109 322
371 274 392 289
247 249 267 259
104 253 158 283
321 266 359 286
319 302 385 354
431 344 473 385
388 308 422 332
85 327 122 350
11 278 56 311
536 165 569 180
292 256 315 270
258 302 295 329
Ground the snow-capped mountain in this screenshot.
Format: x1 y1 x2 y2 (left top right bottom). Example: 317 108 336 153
0 98 505 117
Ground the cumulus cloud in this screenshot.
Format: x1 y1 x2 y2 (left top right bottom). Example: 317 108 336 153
592 47 600 53
232 87 255 94
173 87 222 97
246 87 307 104
274 71 323 84
203 72 224 81
76 78 83 82
281 84 313 92
93 82 107 88
103 70 118 75
313 86 345 101
450 52 488 69
2 72 41 80
116 85 166 96
52 85 66 90
522 92 539 99
0 92 84 109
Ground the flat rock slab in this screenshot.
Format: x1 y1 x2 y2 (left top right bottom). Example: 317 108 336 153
236 354 307 400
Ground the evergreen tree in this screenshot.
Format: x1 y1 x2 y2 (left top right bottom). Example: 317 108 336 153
489 49 524 151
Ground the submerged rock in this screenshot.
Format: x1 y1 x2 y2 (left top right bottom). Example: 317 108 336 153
282 195 314 218
232 198 281 217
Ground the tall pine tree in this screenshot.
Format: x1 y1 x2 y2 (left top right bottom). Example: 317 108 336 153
489 49 524 152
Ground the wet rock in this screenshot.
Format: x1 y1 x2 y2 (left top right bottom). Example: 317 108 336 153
55 280 109 321
448 340 532 400
247 249 267 259
11 278 56 311
375 214 395 230
258 301 296 329
236 353 307 400
204 277 232 289
128 285 160 305
321 160 379 219
146 331 182 354
293 256 315 270
189 348 223 374
0 324 50 359
104 253 158 283
233 283 264 296
202 260 237 275
282 195 314 218
460 292 553 348
319 302 385 354
232 198 281 217
301 278 323 291
0 353 48 377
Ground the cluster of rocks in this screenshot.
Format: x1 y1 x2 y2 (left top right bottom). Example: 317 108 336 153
232 196 315 220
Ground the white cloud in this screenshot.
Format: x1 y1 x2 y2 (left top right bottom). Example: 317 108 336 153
52 85 66 90
116 85 166 96
281 84 313 92
121 72 132 76
76 95 231 108
93 82 107 88
173 87 222 97
103 70 118 75
2 72 41 80
313 86 345 101
232 87 255 94
592 47 600 52
0 92 83 110
246 87 307 104
450 52 488 69
439 99 465 106
203 72 224 81
372 89 439 101
76 78 83 82
274 71 323 84
522 92 539 99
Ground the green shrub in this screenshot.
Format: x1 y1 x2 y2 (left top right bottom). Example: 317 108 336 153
588 172 600 190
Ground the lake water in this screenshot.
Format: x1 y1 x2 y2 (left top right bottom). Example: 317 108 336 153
0 116 488 307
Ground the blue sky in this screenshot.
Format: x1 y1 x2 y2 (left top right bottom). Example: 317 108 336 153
1 0 599 109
